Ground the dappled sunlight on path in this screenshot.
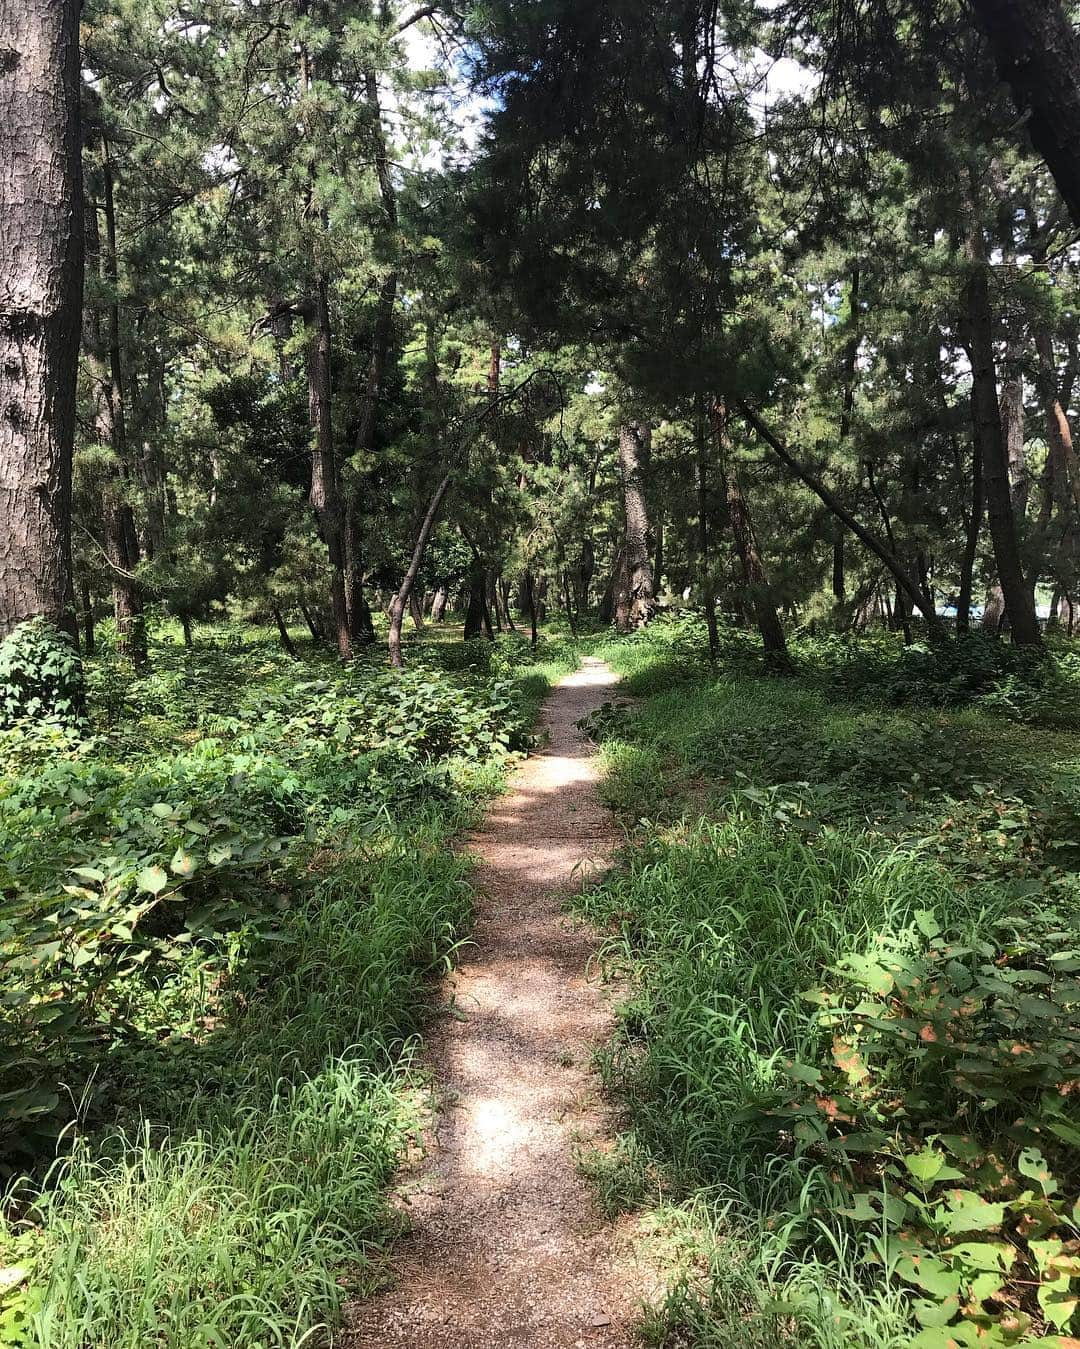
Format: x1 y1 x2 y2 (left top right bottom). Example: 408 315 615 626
345 658 658 1348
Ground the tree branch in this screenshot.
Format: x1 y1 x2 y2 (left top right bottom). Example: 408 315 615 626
735 399 944 634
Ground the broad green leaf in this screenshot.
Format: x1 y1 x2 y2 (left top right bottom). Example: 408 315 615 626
136 866 169 896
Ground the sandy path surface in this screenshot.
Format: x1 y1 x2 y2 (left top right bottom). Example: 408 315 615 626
344 657 653 1348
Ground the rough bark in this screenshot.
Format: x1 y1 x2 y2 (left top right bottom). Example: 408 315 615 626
0 0 82 641
613 421 656 632
961 218 1042 646
968 0 1080 231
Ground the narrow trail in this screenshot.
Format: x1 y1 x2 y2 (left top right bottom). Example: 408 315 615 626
345 658 655 1348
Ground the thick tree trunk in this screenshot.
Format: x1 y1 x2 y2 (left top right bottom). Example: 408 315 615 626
614 421 656 631
463 557 491 641
962 222 1042 646
430 583 448 622
0 0 82 642
969 0 1080 231
713 402 790 670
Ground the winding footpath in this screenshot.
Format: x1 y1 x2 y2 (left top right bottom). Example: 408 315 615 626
345 658 655 1348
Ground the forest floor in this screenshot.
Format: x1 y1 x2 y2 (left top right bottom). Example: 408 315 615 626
345 656 660 1348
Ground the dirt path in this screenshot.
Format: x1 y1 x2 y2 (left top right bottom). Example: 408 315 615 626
345 657 653 1348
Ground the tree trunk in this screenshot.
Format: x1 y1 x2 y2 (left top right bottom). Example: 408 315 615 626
300 602 323 641
561 568 577 637
306 275 351 660
1035 326 1080 516
962 217 1041 646
497 577 516 631
737 401 948 640
463 557 488 641
80 577 95 656
713 401 790 670
430 583 448 622
614 421 656 631
271 604 298 658
833 265 860 608
957 423 985 634
696 401 720 663
969 0 1080 231
0 0 82 642
388 470 453 667
341 67 398 648
524 570 539 650
95 146 147 669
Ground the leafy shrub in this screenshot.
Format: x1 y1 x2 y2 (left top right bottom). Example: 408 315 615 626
0 621 83 729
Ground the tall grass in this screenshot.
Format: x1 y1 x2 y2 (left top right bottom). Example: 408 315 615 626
574 620 1078 1345
1 626 579 1348
14 834 472 1348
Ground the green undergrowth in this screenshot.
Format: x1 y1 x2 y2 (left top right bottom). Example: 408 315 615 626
575 616 1080 1349
0 623 577 1348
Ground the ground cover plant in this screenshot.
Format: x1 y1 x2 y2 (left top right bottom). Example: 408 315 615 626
575 617 1080 1349
0 619 574 1348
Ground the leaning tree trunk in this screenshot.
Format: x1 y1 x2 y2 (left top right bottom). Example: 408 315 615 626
387 470 453 667
962 222 1042 646
968 0 1080 232
614 421 656 632
0 0 83 642
713 401 790 670
737 402 947 640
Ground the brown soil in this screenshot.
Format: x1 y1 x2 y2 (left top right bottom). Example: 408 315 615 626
344 657 656 1348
